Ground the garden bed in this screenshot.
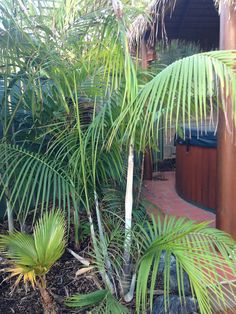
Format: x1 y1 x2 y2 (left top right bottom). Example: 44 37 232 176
0 253 94 314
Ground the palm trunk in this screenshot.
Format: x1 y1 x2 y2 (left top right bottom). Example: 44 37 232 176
37 283 57 314
122 143 134 294
88 210 115 293
6 199 14 233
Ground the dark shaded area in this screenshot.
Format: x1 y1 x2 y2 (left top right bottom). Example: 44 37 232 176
160 0 219 50
156 158 176 172
151 295 198 314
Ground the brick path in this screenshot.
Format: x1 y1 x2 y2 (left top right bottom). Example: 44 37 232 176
143 171 216 226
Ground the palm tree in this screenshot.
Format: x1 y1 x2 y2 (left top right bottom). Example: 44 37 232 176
0 210 66 314
109 0 236 301
0 0 236 313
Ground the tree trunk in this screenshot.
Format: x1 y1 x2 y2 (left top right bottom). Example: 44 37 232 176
6 199 14 233
122 143 134 293
37 283 58 314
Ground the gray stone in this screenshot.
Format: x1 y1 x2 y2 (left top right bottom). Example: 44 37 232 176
151 295 198 314
157 253 191 296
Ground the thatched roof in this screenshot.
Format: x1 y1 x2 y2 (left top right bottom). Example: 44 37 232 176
128 0 177 49
128 0 235 50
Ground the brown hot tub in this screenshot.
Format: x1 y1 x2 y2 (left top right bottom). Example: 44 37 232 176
175 129 217 211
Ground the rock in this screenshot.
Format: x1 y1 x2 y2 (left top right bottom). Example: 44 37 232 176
150 253 197 313
151 295 198 314
157 253 191 296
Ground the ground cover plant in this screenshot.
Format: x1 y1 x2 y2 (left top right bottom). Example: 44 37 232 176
0 0 236 313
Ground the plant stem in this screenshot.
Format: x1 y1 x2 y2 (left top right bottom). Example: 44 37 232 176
94 190 116 294
37 282 57 314
124 272 136 302
6 199 14 233
122 142 134 293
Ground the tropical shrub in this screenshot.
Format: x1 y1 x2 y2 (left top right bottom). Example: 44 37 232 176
0 210 66 314
0 1 236 314
66 215 236 313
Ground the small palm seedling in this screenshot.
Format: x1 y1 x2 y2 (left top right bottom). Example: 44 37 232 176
0 210 66 314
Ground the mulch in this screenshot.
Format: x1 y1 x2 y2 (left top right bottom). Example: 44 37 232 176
0 250 102 314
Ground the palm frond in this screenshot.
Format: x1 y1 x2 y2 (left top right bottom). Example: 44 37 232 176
113 50 236 150
96 292 130 314
66 289 129 314
0 143 76 224
135 215 236 314
89 213 126 289
34 210 66 268
65 289 108 308
0 233 37 266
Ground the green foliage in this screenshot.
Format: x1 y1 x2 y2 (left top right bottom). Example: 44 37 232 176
66 214 236 314
0 0 138 229
155 39 201 66
66 289 130 313
0 143 76 225
135 216 236 314
66 289 108 308
116 50 236 150
0 210 66 288
1 2 236 313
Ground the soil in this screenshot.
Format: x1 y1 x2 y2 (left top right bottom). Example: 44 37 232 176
0 253 99 314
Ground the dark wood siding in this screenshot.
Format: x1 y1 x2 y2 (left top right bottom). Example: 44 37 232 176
176 143 217 210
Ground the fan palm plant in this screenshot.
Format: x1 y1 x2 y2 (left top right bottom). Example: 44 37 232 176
0 210 66 314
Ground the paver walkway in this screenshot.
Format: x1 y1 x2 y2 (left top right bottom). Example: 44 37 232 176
143 171 216 226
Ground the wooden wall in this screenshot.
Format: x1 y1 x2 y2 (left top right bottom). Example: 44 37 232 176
176 143 217 210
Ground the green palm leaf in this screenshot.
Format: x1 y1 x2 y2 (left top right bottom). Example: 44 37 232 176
34 210 66 268
135 216 236 314
66 289 130 314
0 233 37 267
65 289 108 308
0 143 76 224
112 50 236 150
